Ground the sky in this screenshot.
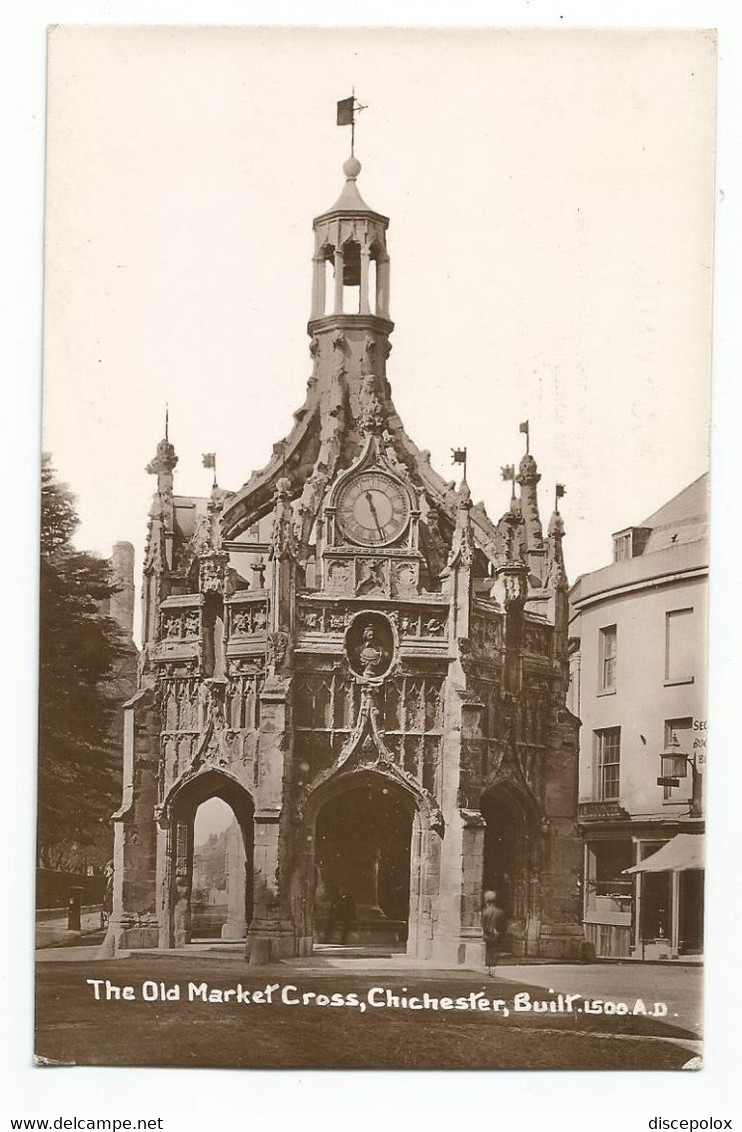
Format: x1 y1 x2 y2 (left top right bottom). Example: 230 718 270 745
43 27 715 645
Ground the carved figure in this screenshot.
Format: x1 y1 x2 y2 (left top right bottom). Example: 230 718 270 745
356 559 386 596
359 626 384 675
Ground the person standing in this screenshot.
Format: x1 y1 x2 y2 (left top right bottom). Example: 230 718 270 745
481 890 506 976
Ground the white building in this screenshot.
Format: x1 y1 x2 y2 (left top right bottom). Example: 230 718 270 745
568 474 707 960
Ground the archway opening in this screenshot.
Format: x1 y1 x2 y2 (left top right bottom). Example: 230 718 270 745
313 780 413 947
168 771 254 947
191 798 247 940
481 785 535 949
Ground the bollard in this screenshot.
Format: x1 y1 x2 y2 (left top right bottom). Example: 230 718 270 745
67 886 83 932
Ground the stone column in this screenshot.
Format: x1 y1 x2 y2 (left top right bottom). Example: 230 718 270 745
246 680 295 963
377 256 390 318
407 810 443 962
359 247 371 315
99 689 160 956
311 254 326 320
334 249 344 314
535 707 585 958
222 821 248 939
155 821 171 947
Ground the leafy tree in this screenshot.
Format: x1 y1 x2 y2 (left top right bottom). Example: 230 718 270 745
37 457 127 871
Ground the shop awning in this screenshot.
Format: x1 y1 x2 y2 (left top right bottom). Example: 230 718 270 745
623 833 704 874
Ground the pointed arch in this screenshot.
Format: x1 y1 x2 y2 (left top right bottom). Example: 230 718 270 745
292 764 442 959
161 767 255 948
480 778 541 945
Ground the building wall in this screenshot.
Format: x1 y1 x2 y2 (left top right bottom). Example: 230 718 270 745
574 568 707 815
569 515 707 960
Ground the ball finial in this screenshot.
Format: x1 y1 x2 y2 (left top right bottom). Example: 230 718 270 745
343 155 362 180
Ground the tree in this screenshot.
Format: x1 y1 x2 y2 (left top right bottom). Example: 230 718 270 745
37 457 127 871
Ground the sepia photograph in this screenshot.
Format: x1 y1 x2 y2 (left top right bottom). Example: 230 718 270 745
32 24 714 1075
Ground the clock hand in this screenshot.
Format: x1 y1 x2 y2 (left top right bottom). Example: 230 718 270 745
365 491 385 540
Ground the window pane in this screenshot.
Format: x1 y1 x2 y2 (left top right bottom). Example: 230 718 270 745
595 727 621 800
600 625 617 690
665 609 694 682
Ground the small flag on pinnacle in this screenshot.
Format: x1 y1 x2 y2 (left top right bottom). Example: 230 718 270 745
337 97 355 126
202 453 216 470
451 448 467 465
519 420 529 436
556 483 566 499
501 464 515 481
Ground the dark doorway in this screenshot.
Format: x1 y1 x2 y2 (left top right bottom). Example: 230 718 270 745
314 782 413 946
679 869 704 954
639 872 672 941
481 787 533 929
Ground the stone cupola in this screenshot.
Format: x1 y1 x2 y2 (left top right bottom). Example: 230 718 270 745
309 155 391 329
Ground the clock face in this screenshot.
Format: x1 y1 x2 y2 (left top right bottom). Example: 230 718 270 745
336 471 410 547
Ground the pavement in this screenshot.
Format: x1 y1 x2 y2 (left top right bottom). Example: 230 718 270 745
35 910 105 951
494 961 702 1037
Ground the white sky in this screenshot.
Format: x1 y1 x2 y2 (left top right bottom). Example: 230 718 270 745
193 795 234 844
43 27 714 636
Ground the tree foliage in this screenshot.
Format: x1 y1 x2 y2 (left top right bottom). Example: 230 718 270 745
38 457 127 870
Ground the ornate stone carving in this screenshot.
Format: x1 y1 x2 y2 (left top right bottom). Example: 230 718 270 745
398 612 419 636
145 437 178 492
358 371 385 436
199 552 228 594
270 477 298 561
183 610 200 638
458 637 474 676
524 622 551 655
327 559 352 594
162 613 182 639
298 608 321 631
266 631 289 674
470 613 504 653
345 613 395 680
295 600 448 644
424 505 451 580
231 605 269 636
355 559 387 597
392 560 417 597
495 564 529 612
294 679 445 837
227 657 264 677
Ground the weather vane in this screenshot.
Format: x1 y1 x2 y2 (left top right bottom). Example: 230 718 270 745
337 90 368 157
451 447 467 482
201 452 217 488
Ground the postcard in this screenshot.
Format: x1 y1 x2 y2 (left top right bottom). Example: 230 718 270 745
36 26 713 1070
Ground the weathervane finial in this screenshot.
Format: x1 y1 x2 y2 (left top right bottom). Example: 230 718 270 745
337 90 368 158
